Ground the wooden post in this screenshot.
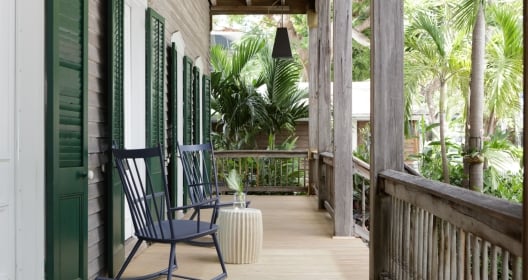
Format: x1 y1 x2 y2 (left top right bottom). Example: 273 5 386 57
332 0 354 236
370 0 404 278
307 9 319 197
523 0 528 278
316 0 332 209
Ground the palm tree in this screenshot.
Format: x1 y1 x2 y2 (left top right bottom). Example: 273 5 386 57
257 47 308 149
210 37 267 149
210 36 308 150
484 3 523 137
405 6 469 183
454 0 522 191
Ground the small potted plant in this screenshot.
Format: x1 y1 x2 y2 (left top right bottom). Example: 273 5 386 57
225 169 246 209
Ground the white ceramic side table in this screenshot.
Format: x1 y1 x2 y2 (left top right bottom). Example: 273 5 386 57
216 208 263 264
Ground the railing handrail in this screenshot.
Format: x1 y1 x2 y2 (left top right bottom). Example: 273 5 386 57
215 149 309 159
380 169 522 257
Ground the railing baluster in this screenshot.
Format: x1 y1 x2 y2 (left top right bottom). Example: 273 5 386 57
457 229 465 280
502 251 509 280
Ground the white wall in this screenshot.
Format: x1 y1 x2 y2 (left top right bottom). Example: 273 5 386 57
124 0 147 239
2 0 46 278
171 32 185 209
195 57 204 144
0 1 16 278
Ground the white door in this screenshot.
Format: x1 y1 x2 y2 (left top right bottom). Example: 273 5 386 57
0 0 16 278
123 0 147 238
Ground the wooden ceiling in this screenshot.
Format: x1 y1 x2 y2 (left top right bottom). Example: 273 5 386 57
209 0 315 15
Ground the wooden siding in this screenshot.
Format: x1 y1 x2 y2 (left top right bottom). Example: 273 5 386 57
121 196 369 279
254 120 309 150
87 0 108 278
88 0 109 279
149 0 210 73
85 1 212 278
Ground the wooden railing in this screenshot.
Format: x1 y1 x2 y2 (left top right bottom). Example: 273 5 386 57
379 170 522 279
317 153 522 278
214 150 309 194
318 152 370 240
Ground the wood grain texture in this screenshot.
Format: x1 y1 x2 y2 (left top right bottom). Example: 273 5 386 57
332 0 354 237
370 0 404 277
121 196 369 279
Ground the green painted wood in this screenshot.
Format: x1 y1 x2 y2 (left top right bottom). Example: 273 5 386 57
183 56 193 145
169 43 179 207
45 0 88 278
146 8 165 193
107 0 125 276
202 75 211 145
193 66 201 144
146 8 165 148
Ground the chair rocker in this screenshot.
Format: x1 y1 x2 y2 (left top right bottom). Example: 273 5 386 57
99 145 227 280
177 143 250 246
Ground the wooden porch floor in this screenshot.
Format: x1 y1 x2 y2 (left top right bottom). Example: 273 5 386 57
122 195 369 279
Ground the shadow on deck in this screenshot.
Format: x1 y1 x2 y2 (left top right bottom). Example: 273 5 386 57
122 195 369 279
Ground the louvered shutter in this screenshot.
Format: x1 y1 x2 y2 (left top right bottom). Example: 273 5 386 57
183 56 193 145
107 0 125 275
146 8 165 193
169 43 179 207
45 0 88 278
202 75 211 145
193 66 201 144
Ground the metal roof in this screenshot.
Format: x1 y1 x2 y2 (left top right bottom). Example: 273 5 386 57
209 0 315 15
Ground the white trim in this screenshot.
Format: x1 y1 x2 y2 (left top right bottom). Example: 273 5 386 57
123 0 147 239
194 57 204 144
14 0 46 278
171 32 185 208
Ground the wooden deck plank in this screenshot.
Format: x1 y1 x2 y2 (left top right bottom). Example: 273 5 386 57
122 195 369 279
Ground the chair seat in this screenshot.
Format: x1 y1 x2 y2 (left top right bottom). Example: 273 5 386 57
137 220 218 243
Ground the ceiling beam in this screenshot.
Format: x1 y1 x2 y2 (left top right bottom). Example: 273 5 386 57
210 5 295 15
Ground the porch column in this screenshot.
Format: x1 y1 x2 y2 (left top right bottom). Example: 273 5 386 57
370 0 404 278
316 0 332 209
332 0 354 236
522 0 528 276
307 9 319 197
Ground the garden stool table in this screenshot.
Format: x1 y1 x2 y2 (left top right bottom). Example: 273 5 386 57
216 207 263 264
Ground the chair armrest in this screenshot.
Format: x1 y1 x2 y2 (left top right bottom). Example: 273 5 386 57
168 197 219 212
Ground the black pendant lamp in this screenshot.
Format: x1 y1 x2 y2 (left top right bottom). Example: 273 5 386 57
272 9 292 58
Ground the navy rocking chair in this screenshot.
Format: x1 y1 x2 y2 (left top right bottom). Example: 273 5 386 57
177 143 250 225
101 145 227 280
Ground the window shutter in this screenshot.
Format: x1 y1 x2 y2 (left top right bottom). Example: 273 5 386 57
193 66 201 144
169 43 178 207
146 8 165 194
107 0 125 276
146 8 165 148
202 75 211 145
183 56 193 145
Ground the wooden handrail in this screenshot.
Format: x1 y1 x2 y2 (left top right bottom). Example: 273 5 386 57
380 169 522 256
215 150 308 158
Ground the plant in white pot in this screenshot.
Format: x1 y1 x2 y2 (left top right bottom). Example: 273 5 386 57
225 169 246 209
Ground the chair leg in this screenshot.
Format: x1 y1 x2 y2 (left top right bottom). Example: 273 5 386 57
115 239 144 279
211 233 227 279
166 243 176 280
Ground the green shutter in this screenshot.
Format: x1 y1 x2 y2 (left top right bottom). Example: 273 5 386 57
183 56 193 145
146 8 165 193
107 0 125 276
146 8 165 148
193 66 201 144
45 0 88 278
169 43 178 207
202 75 211 145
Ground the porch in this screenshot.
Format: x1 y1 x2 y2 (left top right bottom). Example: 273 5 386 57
121 195 369 279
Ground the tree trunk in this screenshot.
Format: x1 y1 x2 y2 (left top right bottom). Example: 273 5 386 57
439 80 450 183
467 4 485 192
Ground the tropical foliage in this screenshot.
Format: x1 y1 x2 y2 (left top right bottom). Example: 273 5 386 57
210 36 308 150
